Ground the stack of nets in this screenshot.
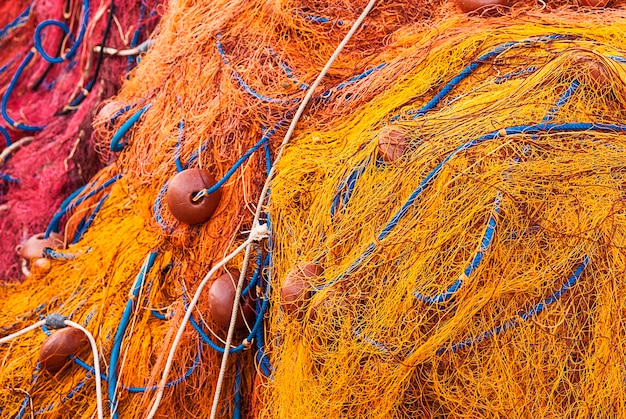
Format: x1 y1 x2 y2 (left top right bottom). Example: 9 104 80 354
2 0 626 417
0 0 162 279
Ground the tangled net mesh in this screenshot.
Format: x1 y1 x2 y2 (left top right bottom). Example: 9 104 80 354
2 0 626 417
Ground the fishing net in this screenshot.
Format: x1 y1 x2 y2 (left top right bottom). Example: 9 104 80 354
2 0 626 418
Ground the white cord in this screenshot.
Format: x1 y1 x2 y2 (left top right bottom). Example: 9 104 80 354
0 136 34 164
145 224 269 419
208 0 378 417
0 320 46 345
63 320 104 419
0 319 103 419
93 39 155 56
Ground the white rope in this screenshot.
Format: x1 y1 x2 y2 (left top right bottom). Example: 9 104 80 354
63 320 104 419
208 0 379 417
145 223 269 419
93 39 155 56
0 320 46 345
0 136 34 164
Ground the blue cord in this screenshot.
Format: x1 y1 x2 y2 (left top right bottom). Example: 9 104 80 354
354 256 589 356
174 119 185 172
542 80 580 123
0 2 32 41
15 364 39 419
194 119 285 198
0 125 11 147
1 51 44 131
494 66 538 84
319 121 626 291
2 0 90 131
216 34 298 105
72 193 111 243
414 194 501 304
46 174 122 237
34 0 89 63
153 181 172 232
110 104 152 151
411 35 573 118
108 252 158 418
233 362 242 419
330 158 370 217
126 0 147 72
44 248 90 260
444 256 590 353
0 172 19 183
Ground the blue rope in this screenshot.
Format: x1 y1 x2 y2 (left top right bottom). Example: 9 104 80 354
110 104 152 151
414 194 501 304
33 372 92 415
354 257 589 357
0 124 10 147
72 193 110 243
108 251 158 418
319 121 626 291
543 80 580 123
444 256 590 353
267 47 309 90
153 181 173 232
242 249 264 298
256 147 274 376
320 63 387 100
0 53 22 76
62 350 201 401
124 349 202 393
44 247 91 260
296 10 345 26
494 66 538 84
46 174 122 237
1 51 44 131
0 2 32 41
411 35 572 118
174 119 185 172
216 34 298 105
0 172 19 183
109 104 134 126
329 36 571 215
15 364 39 419
194 119 285 199
233 362 242 419
184 273 270 354
44 184 88 234
184 140 211 169
150 309 172 320
413 79 579 303
126 0 147 72
330 158 370 218
34 0 89 63
609 55 626 64
2 0 89 131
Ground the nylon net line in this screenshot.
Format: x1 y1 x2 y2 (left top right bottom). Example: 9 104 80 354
2 0 626 418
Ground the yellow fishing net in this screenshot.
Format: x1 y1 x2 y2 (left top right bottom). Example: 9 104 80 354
2 0 626 417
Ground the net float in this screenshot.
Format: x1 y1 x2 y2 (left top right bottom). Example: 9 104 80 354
377 126 407 163
207 270 256 330
281 263 324 318
166 168 222 225
16 232 64 260
455 0 507 13
39 328 88 374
